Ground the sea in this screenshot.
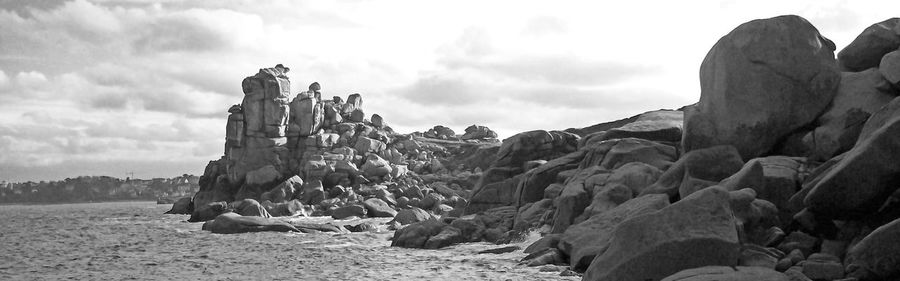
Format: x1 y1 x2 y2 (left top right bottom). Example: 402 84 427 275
0 202 578 281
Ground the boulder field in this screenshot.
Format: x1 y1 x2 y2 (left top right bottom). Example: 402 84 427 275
168 15 900 281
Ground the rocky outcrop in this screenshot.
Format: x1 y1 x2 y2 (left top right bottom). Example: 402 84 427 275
165 197 193 215
661 266 789 281
845 217 900 280
493 130 579 169
683 15 840 160
201 212 298 234
460 125 498 140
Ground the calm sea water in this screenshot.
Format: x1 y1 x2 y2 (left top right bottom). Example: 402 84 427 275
0 202 577 281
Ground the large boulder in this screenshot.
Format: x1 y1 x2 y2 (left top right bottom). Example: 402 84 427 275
589 110 684 144
683 15 840 160
583 187 741 281
837 18 900 72
641 145 744 200
231 198 271 218
802 103 900 218
579 138 677 171
165 197 193 215
260 175 303 203
201 212 298 234
262 199 305 217
515 150 586 208
287 94 323 137
460 124 498 140
802 69 897 161
558 194 670 271
188 201 228 222
390 219 447 248
661 266 789 281
845 217 900 280
882 50 900 85
360 154 393 178
391 207 432 225
493 130 579 168
363 198 397 217
465 167 524 214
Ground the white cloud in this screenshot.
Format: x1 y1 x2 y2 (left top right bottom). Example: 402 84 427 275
1 0 899 181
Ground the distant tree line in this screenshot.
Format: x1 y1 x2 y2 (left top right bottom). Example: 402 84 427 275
0 175 199 204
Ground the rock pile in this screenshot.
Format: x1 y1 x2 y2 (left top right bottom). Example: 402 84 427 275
172 14 900 281
178 65 501 235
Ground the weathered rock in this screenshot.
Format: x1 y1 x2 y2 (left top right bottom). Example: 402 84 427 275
595 110 684 144
349 108 365 122
550 167 605 233
801 253 844 280
260 175 302 203
460 124 498 140
882 50 900 85
424 226 464 249
515 150 586 208
231 198 271 218
341 93 362 116
641 145 744 199
354 136 386 155
241 66 291 138
583 187 741 281
802 105 900 218
513 198 552 231
683 15 840 160
287 94 323 137
263 199 305 217
298 180 325 206
165 197 193 215
521 248 565 267
424 125 455 139
188 201 228 222
360 154 392 178
390 219 446 248
746 157 805 226
465 167 524 214
201 212 298 234
837 18 900 72
370 113 384 128
494 130 579 168
803 69 898 161
559 194 670 271
845 217 900 280
661 266 789 281
363 198 397 217
579 138 677 171
331 204 367 220
391 207 432 225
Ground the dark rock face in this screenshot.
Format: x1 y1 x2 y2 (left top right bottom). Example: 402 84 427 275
189 201 228 222
845 217 900 280
583 187 741 281
641 145 744 199
165 197 193 215
661 266 790 281
802 69 897 161
684 15 840 160
837 18 900 72
460 125 498 140
201 213 298 234
493 130 579 169
801 101 900 219
558 194 670 271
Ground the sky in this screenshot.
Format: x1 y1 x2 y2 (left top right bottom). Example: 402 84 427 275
0 0 897 182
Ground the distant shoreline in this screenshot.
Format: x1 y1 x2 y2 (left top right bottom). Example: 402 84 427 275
0 199 161 206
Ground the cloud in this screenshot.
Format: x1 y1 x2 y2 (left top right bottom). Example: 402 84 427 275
523 16 568 36
0 69 8 88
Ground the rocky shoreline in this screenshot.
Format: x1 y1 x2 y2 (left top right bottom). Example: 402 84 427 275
166 15 900 281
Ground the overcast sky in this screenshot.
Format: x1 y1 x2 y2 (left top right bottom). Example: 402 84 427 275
0 0 897 182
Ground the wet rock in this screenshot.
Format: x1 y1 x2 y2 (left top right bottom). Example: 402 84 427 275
583 187 741 281
165 197 193 215
683 15 840 160
391 219 446 248
837 18 900 72
424 226 464 249
345 222 378 232
521 248 565 267
478 245 520 254
524 234 561 254
188 201 228 222
201 213 298 234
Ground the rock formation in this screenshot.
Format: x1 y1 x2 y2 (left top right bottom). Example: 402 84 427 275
174 15 900 281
